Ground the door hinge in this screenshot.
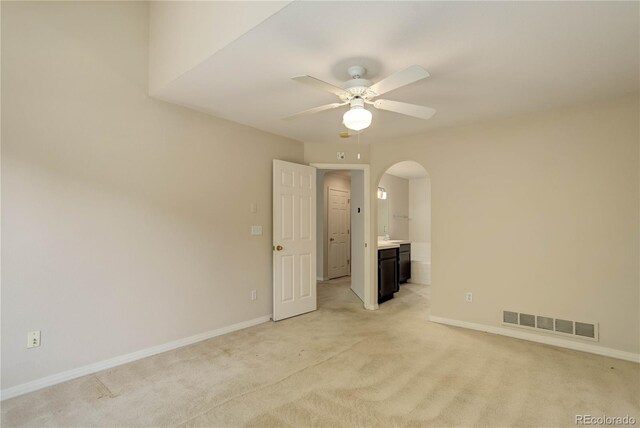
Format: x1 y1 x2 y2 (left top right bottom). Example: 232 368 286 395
347 259 350 264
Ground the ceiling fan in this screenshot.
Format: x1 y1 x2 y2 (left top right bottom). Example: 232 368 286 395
284 64 435 131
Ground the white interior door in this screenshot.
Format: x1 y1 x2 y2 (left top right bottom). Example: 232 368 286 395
328 188 350 279
273 160 316 321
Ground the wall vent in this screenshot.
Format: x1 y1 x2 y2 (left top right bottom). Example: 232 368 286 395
536 316 554 331
502 310 598 341
575 322 596 339
519 313 535 328
503 311 518 324
555 319 573 334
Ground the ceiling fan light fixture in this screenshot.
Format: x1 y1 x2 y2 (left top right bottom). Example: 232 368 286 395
343 108 372 131
343 99 372 131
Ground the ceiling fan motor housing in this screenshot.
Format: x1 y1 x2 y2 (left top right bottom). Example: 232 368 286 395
336 65 375 100
341 78 373 100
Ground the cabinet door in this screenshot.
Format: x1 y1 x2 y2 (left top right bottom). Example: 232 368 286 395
378 258 397 301
399 252 411 284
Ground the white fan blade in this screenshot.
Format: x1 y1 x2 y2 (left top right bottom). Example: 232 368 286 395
284 102 347 120
292 75 349 97
368 65 430 97
373 99 436 120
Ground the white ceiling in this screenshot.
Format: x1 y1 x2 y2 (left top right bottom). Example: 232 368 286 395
385 161 429 180
155 1 639 145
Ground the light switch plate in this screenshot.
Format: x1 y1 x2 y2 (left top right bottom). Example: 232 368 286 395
250 203 257 213
251 225 263 236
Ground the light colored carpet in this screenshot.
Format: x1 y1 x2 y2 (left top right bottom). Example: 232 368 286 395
2 278 638 427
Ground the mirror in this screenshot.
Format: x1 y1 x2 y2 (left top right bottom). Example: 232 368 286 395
377 197 389 237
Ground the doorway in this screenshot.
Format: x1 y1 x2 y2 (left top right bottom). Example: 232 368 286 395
327 187 350 279
311 163 372 309
376 161 431 304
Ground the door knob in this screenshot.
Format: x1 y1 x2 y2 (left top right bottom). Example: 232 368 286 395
275 245 283 251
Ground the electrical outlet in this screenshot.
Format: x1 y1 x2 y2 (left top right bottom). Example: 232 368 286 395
337 152 345 160
251 290 257 301
250 225 263 236
465 292 473 303
27 331 41 348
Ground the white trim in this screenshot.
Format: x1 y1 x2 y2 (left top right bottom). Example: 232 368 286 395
430 316 640 363
310 163 372 310
1 315 271 401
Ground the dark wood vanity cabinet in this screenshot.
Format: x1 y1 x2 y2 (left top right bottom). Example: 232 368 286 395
378 248 398 303
398 244 411 284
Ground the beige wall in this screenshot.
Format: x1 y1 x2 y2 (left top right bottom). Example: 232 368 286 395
409 177 431 243
148 1 290 95
315 171 326 279
1 1 302 389
378 173 409 240
349 170 367 303
370 95 639 355
303 95 639 355
304 142 370 165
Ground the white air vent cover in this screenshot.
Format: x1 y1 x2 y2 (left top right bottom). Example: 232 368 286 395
503 311 518 324
536 316 554 331
555 319 574 335
502 310 598 341
519 313 535 328
575 322 596 339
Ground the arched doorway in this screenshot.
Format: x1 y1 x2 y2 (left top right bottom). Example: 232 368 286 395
376 161 431 305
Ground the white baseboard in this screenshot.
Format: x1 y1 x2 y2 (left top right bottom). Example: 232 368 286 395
429 316 640 363
1 315 272 401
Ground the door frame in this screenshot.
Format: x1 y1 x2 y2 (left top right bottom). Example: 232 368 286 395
311 163 374 310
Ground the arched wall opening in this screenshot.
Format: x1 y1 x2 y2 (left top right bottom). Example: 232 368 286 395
375 161 431 305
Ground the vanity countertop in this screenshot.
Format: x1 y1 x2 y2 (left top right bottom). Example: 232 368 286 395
378 241 400 249
377 240 411 249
